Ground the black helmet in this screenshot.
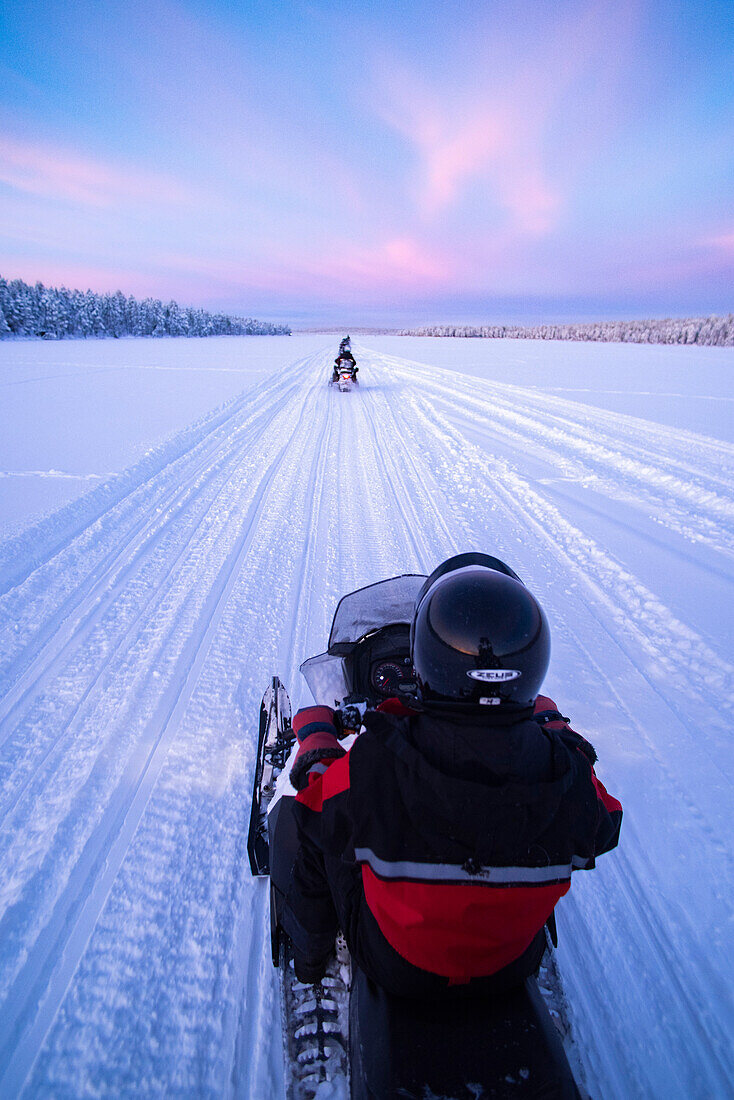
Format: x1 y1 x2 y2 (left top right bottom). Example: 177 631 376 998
411 552 550 711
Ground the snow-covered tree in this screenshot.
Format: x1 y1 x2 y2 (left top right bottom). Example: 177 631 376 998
399 315 734 347
0 275 291 339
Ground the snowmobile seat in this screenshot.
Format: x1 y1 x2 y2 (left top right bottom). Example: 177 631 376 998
349 965 581 1098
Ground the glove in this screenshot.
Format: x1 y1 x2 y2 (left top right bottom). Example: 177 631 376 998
533 695 597 765
291 706 345 791
533 694 571 727
293 706 338 742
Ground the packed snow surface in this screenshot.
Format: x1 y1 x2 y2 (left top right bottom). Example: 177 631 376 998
0 335 329 537
0 336 732 1098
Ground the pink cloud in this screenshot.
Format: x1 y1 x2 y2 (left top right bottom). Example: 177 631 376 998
369 0 640 234
372 65 560 232
0 135 193 209
145 234 456 305
324 237 453 287
706 231 734 254
423 116 507 212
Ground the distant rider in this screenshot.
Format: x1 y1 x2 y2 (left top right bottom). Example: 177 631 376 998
271 554 623 992
331 340 358 383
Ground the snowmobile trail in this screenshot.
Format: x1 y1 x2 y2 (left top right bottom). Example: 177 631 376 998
0 342 731 1098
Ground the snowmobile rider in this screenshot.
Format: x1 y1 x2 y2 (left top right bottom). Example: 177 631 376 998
273 554 623 994
331 345 358 383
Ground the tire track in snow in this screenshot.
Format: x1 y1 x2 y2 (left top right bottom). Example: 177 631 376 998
0 357 316 599
0 413 280 733
0 354 333 1095
0 369 328 853
0 363 312 704
357 376 462 569
381 358 734 696
17 352 347 1097
0 399 309 832
403 388 734 767
363 348 734 556
370 347 734 491
226 367 343 1098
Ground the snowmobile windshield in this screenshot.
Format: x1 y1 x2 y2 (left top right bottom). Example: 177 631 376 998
328 574 427 655
300 652 351 708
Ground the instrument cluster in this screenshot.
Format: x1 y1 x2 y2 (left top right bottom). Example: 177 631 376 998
370 656 415 697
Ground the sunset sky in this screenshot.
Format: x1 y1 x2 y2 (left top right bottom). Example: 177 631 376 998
1 0 732 326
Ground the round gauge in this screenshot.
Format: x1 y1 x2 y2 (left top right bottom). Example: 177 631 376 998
372 660 405 696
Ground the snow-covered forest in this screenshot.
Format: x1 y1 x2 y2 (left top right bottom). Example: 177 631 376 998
0 277 291 340
401 314 734 346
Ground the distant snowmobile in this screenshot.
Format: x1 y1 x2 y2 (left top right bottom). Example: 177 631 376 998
330 352 358 392
248 571 584 1099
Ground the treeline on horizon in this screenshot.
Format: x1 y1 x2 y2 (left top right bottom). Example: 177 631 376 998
0 276 291 339
400 314 733 346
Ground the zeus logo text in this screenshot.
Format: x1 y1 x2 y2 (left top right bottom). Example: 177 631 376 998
467 669 521 682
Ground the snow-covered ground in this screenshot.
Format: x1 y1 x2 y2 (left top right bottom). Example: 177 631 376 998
0 335 327 538
0 335 732 1098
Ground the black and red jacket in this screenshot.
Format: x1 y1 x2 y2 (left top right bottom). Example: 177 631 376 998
278 695 622 994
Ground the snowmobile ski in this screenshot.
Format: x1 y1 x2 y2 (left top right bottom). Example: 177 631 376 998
247 676 293 877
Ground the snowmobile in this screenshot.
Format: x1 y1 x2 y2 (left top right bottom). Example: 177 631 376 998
329 355 359 392
248 574 583 1099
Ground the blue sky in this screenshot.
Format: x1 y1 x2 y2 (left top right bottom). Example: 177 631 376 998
0 0 732 326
